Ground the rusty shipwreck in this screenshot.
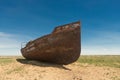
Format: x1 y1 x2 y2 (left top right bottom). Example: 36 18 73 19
21 21 81 65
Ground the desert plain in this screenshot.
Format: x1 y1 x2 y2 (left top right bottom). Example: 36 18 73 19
0 55 120 80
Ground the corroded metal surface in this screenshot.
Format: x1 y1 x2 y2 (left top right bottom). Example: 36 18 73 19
21 21 81 65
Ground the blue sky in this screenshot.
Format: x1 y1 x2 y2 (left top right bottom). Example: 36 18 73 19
0 0 120 55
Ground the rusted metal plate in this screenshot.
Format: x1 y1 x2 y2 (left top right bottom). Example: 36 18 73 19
21 21 81 65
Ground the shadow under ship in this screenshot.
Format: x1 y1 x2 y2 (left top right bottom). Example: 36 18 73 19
21 21 81 65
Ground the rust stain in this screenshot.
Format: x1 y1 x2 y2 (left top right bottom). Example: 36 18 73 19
21 21 81 65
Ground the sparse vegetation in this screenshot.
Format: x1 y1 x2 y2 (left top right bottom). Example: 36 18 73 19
78 55 120 68
0 56 120 80
6 66 23 74
0 58 14 65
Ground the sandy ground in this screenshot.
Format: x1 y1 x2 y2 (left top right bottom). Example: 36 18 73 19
0 58 120 80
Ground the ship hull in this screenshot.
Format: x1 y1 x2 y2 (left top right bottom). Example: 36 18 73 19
21 21 81 65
